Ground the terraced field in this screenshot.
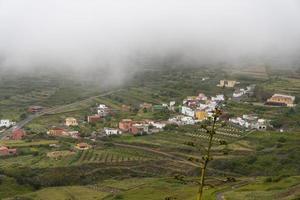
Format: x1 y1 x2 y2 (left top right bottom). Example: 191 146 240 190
262 77 300 97
73 148 157 165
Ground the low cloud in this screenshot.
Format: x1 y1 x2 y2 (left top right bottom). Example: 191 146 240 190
0 0 300 79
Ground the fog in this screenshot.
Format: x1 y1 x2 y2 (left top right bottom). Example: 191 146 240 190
0 0 300 80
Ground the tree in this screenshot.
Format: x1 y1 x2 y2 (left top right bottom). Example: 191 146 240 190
196 108 223 200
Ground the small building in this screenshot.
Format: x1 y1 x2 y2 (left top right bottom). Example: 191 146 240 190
149 121 166 129
181 106 195 118
211 94 225 102
233 89 244 98
131 123 149 135
266 94 296 107
68 131 80 139
75 143 91 150
47 127 67 137
168 115 196 126
28 106 43 113
104 128 121 136
97 104 110 117
195 110 208 121
0 119 15 128
217 80 238 88
11 129 25 140
87 115 101 123
186 100 199 107
169 101 176 111
119 119 133 132
139 103 153 110
251 119 267 131
65 117 78 127
0 146 17 156
181 116 196 125
196 93 208 101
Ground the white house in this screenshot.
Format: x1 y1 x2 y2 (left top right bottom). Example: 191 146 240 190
211 94 225 102
104 128 121 136
251 119 267 130
97 104 110 117
170 101 176 107
149 121 166 129
181 116 196 125
181 106 195 117
0 120 15 128
168 115 195 125
233 90 244 98
230 115 267 130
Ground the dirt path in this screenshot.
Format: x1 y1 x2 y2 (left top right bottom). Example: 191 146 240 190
215 178 256 200
113 142 199 167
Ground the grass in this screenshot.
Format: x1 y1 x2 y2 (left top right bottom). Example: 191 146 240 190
223 176 300 200
12 186 110 200
211 131 300 176
0 176 34 199
0 140 58 147
103 178 200 200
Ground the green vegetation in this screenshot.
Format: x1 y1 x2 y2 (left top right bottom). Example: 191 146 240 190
223 176 300 200
12 186 110 200
0 67 300 199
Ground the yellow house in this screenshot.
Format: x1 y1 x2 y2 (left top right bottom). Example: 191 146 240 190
65 117 78 126
267 94 295 107
217 80 237 88
195 110 208 121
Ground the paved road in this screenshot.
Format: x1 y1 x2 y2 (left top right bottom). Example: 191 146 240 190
0 90 121 140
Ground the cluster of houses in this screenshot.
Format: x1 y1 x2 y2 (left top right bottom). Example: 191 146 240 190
87 104 112 123
229 115 268 130
117 119 166 135
173 92 225 125
47 117 80 138
233 84 256 98
139 102 176 112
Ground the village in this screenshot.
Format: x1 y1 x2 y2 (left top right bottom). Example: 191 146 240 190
0 79 296 157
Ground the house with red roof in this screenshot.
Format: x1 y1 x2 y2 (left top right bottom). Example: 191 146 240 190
11 129 25 140
47 127 67 137
87 115 101 123
0 146 17 156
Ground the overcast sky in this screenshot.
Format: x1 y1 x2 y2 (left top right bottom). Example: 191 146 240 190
0 0 300 75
